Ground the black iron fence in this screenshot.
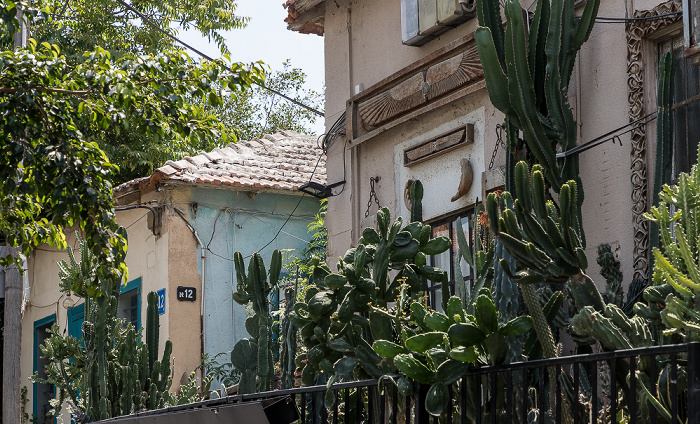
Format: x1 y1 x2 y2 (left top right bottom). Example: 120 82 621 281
108 343 700 424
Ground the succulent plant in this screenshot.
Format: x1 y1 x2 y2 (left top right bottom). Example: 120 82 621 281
374 290 532 417
288 206 453 389
597 244 624 308
231 250 282 394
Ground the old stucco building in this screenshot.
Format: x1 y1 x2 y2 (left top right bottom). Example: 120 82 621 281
20 131 325 422
284 0 697 309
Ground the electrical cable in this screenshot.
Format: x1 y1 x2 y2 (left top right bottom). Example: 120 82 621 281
556 111 657 158
113 0 325 118
590 11 682 23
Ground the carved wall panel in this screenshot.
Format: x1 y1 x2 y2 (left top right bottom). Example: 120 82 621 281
626 0 681 281
348 33 484 144
358 74 427 128
426 45 482 100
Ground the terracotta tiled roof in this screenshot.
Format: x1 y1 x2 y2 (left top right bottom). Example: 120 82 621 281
283 0 325 36
115 131 326 194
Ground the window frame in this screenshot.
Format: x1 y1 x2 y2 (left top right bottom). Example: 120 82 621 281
427 207 475 311
33 314 56 424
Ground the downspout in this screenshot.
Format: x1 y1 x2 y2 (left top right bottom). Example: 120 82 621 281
174 207 207 383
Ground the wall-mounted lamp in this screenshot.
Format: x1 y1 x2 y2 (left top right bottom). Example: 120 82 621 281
62 291 75 309
298 181 346 199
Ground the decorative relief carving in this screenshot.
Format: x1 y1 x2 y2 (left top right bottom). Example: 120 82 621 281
352 36 484 138
626 0 681 281
426 45 483 100
404 124 474 167
358 73 426 128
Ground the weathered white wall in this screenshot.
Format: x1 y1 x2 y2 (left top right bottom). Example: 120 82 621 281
323 0 673 299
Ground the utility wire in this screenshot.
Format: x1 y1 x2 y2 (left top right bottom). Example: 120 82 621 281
113 0 325 118
556 111 657 158
578 11 682 23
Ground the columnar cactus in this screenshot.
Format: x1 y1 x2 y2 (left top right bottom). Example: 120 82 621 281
597 244 624 308
475 0 599 225
649 52 675 277
231 250 282 393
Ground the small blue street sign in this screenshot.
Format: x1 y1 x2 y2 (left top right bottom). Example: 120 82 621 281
157 288 165 315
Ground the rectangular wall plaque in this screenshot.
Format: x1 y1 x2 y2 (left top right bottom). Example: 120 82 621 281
404 123 474 167
176 286 196 302
156 288 166 315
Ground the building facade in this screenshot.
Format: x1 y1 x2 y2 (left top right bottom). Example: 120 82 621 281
285 0 698 311
19 131 326 422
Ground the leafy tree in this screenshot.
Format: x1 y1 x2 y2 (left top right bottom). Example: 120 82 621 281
19 0 247 58
0 2 263 287
215 60 324 142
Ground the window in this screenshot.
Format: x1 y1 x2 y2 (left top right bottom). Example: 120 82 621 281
34 314 56 424
659 34 700 178
117 277 141 329
401 0 475 46
428 211 474 311
68 277 142 338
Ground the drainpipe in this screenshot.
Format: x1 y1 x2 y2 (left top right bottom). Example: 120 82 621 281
174 208 207 382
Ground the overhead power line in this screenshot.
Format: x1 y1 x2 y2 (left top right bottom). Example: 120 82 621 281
113 0 325 118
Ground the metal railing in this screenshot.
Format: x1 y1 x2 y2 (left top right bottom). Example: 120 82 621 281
116 343 700 424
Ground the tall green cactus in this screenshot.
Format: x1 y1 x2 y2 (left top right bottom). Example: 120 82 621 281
39 230 174 421
410 180 424 223
279 284 298 390
597 244 624 308
649 52 675 277
476 0 600 245
231 250 281 393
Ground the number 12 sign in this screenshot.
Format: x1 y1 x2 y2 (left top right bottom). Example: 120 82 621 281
176 286 196 302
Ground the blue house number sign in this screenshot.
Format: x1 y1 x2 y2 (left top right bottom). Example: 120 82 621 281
156 288 165 315
177 286 196 302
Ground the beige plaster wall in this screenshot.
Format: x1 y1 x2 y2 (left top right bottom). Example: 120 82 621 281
323 0 670 293
18 186 205 420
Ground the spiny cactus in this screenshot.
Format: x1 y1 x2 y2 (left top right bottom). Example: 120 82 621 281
231 250 282 393
279 284 298 390
597 244 624 308
38 230 174 421
643 164 700 342
289 206 453 389
373 290 532 417
649 52 675 278
455 203 495 313
475 0 599 239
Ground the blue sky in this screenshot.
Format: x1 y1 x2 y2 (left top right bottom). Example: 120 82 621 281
179 1 326 134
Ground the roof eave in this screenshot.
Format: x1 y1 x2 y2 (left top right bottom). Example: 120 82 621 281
284 0 325 36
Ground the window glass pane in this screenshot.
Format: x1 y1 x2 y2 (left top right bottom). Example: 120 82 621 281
118 290 139 328
431 222 451 278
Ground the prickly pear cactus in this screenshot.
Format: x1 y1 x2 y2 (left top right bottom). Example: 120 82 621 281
373 291 532 417
289 206 453 390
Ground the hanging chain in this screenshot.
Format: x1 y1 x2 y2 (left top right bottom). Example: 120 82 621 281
488 123 508 170
365 176 381 218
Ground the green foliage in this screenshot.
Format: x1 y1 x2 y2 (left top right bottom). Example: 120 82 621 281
0 6 264 287
211 60 323 142
374 290 532 416
37 232 175 421
231 250 282 393
28 0 247 58
289 206 451 388
642 164 700 342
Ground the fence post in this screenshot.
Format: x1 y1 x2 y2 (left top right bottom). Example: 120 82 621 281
414 381 429 424
688 343 700 424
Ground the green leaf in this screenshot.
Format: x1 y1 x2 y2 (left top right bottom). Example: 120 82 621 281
498 316 533 336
